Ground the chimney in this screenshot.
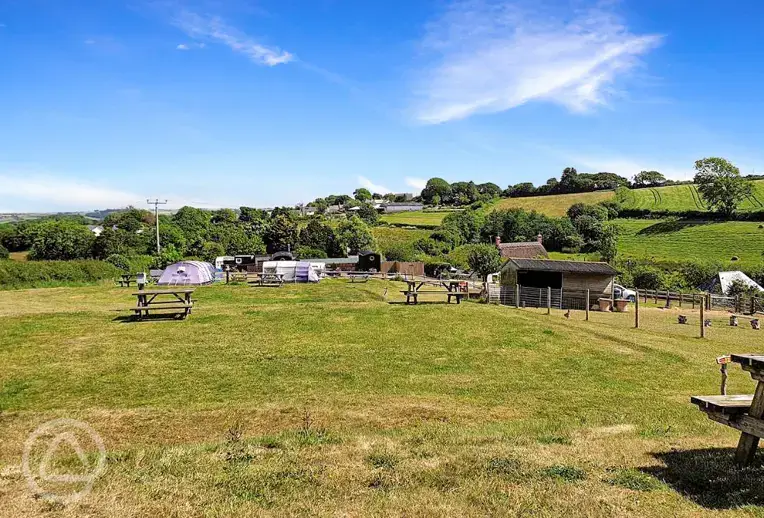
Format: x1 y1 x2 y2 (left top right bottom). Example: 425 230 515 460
537 233 543 244
495 236 501 247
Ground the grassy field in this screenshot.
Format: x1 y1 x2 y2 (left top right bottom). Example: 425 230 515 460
1 280 763 516
371 226 431 251
379 211 451 227
619 181 764 213
613 219 764 267
493 190 616 217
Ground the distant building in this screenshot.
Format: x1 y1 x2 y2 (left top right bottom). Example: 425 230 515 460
382 202 424 213
495 235 548 260
87 225 104 236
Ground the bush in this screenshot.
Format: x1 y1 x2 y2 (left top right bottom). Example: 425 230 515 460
294 246 328 259
0 260 121 289
105 254 130 272
0 244 8 260
631 265 664 290
382 243 415 262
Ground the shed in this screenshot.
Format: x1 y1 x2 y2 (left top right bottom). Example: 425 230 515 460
157 261 217 286
498 258 618 308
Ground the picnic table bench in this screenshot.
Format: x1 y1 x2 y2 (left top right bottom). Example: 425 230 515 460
401 279 468 305
348 272 370 283
255 272 285 287
116 274 134 287
132 289 194 320
692 354 764 465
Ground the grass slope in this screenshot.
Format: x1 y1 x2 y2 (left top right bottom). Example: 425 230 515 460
620 181 764 213
1 280 762 516
615 219 764 267
379 211 452 227
371 227 431 251
493 190 616 217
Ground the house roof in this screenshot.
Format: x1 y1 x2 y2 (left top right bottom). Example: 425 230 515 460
718 271 764 293
497 242 548 259
503 258 618 276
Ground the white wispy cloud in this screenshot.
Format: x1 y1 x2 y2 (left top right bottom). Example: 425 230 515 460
358 176 392 194
405 177 427 192
0 175 141 210
173 11 292 66
414 0 663 124
176 42 205 51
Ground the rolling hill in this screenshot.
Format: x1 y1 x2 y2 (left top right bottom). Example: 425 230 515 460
618 180 764 212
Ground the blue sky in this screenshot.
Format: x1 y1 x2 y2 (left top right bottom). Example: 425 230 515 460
2 0 764 212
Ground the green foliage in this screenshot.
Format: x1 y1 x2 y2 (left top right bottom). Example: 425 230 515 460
633 170 666 187
299 219 344 257
93 227 148 259
103 207 153 231
28 220 95 260
381 243 415 262
211 209 238 225
172 206 211 243
597 223 619 262
450 181 480 206
353 188 372 202
356 203 379 226
0 244 8 260
105 254 131 272
152 244 184 269
441 210 484 244
421 178 452 205
0 260 120 289
200 242 226 263
567 203 608 222
264 214 299 253
726 278 759 298
337 216 376 253
294 246 328 259
694 157 753 217
465 244 503 281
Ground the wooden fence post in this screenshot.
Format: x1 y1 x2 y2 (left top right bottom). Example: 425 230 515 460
665 290 671 308
635 290 640 328
700 301 706 338
586 289 590 321
515 284 520 309
692 294 696 310
679 292 683 308
547 287 551 315
654 290 658 304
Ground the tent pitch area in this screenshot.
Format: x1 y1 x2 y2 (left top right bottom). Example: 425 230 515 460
262 261 323 282
157 261 217 286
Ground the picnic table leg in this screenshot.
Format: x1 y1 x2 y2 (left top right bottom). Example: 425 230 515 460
735 381 764 465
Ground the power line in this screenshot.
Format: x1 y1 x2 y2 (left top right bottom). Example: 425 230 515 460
147 199 168 254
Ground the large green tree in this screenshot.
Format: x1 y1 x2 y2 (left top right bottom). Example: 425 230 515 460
421 178 452 205
633 170 666 187
353 188 372 202
694 157 752 217
28 220 95 260
337 216 376 254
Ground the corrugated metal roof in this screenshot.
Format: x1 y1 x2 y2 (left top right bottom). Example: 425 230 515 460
504 258 618 275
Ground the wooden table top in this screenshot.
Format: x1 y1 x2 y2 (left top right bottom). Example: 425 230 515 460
732 354 764 371
132 289 195 296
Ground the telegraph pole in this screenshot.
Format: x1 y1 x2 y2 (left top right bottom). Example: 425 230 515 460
147 199 168 254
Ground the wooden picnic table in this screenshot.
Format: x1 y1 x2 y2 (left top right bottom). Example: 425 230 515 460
132 289 195 320
116 274 134 287
256 272 285 287
692 354 764 465
401 279 468 305
347 271 370 283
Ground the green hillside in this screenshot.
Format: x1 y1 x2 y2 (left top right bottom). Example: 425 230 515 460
493 190 616 217
553 219 764 268
379 210 451 227
619 180 764 212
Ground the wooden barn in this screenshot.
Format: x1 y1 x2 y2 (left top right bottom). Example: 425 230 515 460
495 258 618 309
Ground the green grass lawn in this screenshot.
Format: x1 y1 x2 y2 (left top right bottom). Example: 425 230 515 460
1 280 762 516
494 190 616 217
614 219 764 267
379 211 451 227
619 181 764 213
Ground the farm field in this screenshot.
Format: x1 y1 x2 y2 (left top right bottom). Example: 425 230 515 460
2 280 763 516
493 190 616 217
371 226 431 251
614 219 764 267
379 210 451 227
619 180 764 213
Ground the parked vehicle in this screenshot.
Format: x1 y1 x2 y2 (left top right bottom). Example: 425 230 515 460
613 283 637 302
